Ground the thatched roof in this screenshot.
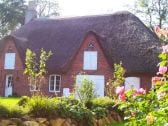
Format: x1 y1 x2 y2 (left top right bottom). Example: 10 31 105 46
2 11 161 74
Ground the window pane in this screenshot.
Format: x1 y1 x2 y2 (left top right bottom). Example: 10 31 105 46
50 76 55 81
56 76 60 81
56 84 60 91
50 83 54 91
56 80 60 91
50 76 55 91
4 53 16 69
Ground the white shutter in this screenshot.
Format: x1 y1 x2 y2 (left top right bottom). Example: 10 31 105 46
4 53 16 69
83 51 97 70
124 77 140 90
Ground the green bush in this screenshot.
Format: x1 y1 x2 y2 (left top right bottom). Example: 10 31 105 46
18 96 30 107
92 106 107 119
91 97 115 108
68 104 93 126
76 78 97 104
27 96 57 117
0 103 26 118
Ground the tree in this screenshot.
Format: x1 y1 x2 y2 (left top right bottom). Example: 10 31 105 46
24 48 52 95
132 0 168 28
0 0 27 38
0 0 59 38
35 0 59 17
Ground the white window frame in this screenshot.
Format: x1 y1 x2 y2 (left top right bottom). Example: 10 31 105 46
49 75 61 92
4 53 16 70
83 51 97 70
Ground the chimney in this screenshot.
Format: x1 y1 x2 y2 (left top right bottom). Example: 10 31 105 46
25 1 37 24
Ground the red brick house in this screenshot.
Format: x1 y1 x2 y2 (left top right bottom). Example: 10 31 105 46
0 11 160 97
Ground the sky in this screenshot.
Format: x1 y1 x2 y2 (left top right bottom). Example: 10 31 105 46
57 0 135 16
26 0 135 17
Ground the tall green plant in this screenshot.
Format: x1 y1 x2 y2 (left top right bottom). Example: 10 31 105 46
76 78 97 105
106 62 125 98
24 48 52 94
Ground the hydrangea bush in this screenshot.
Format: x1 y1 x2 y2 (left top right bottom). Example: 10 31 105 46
117 27 168 126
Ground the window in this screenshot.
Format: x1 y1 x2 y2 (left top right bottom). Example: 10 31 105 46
49 75 61 92
4 53 16 69
83 51 97 70
124 77 140 90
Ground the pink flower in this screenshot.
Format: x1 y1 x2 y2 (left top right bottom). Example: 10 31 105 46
119 93 126 101
116 86 125 94
136 88 146 95
162 45 168 54
157 66 167 75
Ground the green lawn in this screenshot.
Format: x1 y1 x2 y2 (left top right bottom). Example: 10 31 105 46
0 97 20 105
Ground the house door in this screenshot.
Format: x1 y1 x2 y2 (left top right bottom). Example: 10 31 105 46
5 75 13 97
76 75 105 97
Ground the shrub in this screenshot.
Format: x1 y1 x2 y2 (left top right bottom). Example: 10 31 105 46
18 96 30 107
91 97 115 108
68 104 93 126
92 106 107 119
0 103 26 118
52 97 93 126
76 78 97 104
27 96 56 117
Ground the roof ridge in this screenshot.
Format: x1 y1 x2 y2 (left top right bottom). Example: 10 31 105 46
32 11 133 22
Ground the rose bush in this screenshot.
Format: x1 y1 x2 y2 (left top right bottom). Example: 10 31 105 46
117 27 168 126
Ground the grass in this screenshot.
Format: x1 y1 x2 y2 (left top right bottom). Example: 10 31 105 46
0 97 20 105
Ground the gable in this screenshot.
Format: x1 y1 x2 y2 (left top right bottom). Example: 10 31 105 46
67 32 111 73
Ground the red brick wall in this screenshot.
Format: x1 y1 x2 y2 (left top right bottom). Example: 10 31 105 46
0 38 30 96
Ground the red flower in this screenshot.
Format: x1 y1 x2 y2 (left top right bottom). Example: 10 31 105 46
118 93 126 101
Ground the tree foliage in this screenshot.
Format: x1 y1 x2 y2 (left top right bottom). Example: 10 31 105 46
133 0 168 28
106 62 125 98
24 48 52 94
0 0 59 38
35 0 59 17
0 0 26 38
